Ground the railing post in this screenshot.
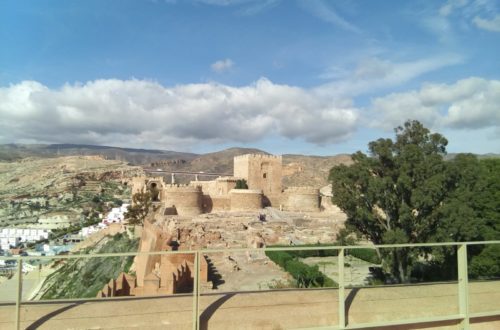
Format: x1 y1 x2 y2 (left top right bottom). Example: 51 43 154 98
15 258 23 330
457 244 470 329
192 251 200 330
338 248 345 329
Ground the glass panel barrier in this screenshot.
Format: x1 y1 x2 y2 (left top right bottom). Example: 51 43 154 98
2 241 499 329
199 248 338 329
344 246 460 328
468 243 500 316
18 252 195 329
0 256 17 330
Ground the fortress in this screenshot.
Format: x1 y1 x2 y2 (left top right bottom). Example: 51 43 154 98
99 154 325 298
131 154 322 214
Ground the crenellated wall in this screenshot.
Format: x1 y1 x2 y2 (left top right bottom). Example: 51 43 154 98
230 189 263 211
284 187 320 212
129 153 326 214
234 154 282 202
100 219 209 297
190 177 239 197
164 184 203 216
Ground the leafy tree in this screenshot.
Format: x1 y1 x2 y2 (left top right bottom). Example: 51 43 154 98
470 244 500 278
467 158 500 278
124 189 152 225
329 120 454 283
474 158 500 240
235 179 248 189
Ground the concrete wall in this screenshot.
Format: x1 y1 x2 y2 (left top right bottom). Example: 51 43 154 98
230 189 263 211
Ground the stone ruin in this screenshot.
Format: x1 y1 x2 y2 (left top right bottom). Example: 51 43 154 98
98 219 210 297
99 154 332 298
131 154 323 215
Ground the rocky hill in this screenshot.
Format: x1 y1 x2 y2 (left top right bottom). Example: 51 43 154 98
0 145 352 227
149 147 269 174
0 144 198 164
282 154 353 187
147 147 352 187
38 233 138 299
0 156 143 227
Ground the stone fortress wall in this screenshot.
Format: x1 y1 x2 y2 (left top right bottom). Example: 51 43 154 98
99 219 209 298
230 189 263 211
131 153 325 214
283 187 321 212
163 184 203 216
102 153 328 298
234 154 282 200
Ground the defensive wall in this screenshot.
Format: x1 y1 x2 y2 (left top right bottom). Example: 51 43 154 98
132 153 329 214
229 189 263 211
190 177 239 197
163 184 203 216
233 154 282 200
283 187 321 212
99 219 209 297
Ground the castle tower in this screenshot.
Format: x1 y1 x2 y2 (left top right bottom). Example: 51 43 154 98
233 154 282 204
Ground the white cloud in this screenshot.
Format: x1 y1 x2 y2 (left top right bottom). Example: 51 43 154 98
419 0 500 44
370 77 500 131
439 0 469 16
0 78 359 149
315 54 463 97
191 0 280 15
473 14 500 31
298 0 361 33
211 59 234 73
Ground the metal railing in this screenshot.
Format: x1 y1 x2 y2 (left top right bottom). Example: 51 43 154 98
1 240 499 330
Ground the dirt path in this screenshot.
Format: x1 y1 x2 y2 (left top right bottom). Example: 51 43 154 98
301 255 377 286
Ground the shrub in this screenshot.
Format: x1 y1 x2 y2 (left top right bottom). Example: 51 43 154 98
266 250 337 288
348 248 381 264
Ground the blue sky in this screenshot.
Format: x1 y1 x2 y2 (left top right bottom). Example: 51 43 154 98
1 0 499 155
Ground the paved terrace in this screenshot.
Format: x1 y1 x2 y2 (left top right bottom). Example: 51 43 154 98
0 281 499 330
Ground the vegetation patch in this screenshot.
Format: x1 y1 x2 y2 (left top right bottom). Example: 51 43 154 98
40 233 138 299
266 249 337 288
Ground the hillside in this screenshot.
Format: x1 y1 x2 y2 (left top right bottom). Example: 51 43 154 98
147 147 353 187
0 144 198 164
38 233 138 299
149 147 269 174
0 156 142 227
282 154 353 187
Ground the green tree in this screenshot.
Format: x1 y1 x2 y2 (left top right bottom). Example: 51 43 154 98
235 179 248 189
124 189 152 225
467 158 500 279
329 120 453 283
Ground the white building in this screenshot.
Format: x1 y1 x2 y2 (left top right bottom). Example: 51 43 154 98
0 228 50 250
79 225 100 237
103 204 129 224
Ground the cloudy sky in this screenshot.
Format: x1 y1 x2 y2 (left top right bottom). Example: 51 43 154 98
1 0 499 155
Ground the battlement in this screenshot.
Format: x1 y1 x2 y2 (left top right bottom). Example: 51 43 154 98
215 176 241 182
147 176 165 182
230 189 263 194
284 187 319 194
164 184 202 192
234 154 282 160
